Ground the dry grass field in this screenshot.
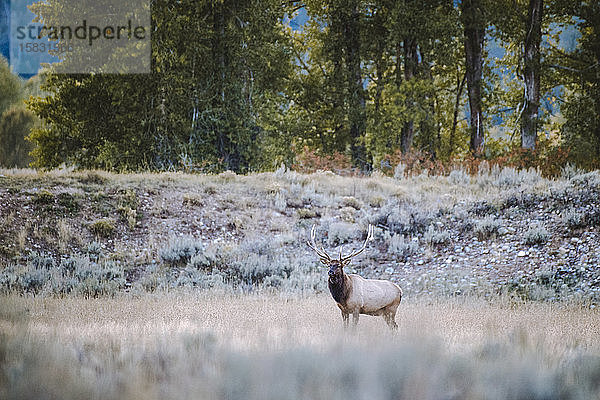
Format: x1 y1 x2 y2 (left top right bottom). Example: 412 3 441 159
2 293 600 399
2 167 600 398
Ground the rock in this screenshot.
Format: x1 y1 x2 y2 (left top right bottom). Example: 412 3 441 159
517 250 527 257
385 267 395 274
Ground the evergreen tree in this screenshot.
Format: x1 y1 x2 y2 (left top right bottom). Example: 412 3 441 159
28 0 291 172
558 1 600 167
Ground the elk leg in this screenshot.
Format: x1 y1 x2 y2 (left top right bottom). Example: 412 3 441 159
352 310 359 326
341 311 349 328
384 313 398 330
384 307 399 330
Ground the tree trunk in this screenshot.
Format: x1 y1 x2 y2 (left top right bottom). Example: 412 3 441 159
449 69 467 157
395 41 403 87
213 1 226 105
462 0 485 156
212 0 227 167
521 0 543 150
400 37 418 154
345 3 368 170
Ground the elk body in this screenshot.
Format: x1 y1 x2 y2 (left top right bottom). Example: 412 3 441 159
308 225 402 329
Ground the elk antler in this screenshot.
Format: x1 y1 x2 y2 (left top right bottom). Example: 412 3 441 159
307 225 332 264
340 224 374 263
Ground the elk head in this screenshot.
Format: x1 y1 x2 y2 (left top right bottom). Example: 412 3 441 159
307 224 374 280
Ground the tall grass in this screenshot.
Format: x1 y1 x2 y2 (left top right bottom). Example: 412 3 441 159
1 294 600 399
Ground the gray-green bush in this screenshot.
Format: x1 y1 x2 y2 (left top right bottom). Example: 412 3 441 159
474 216 503 240
523 225 550 245
0 254 126 297
2 334 600 400
159 236 205 267
423 225 451 247
387 234 419 260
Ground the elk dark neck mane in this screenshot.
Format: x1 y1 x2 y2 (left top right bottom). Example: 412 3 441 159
328 272 351 305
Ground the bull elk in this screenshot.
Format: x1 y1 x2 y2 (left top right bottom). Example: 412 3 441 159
307 224 402 329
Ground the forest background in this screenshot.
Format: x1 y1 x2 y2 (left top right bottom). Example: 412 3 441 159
0 0 599 176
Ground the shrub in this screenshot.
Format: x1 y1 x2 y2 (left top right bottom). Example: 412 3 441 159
0 106 35 168
448 169 470 185
506 266 600 303
78 170 107 184
28 252 55 269
179 236 324 293
562 209 585 230
523 225 550 245
204 184 218 195
393 162 406 179
85 241 103 261
217 170 237 182
175 266 225 289
493 167 541 188
117 206 137 230
560 163 584 180
423 225 451 247
89 218 116 238
291 146 353 174
19 268 50 294
118 188 138 210
474 216 503 240
297 208 319 219
5 332 600 400
70 259 126 297
274 191 287 212
570 171 600 191
387 234 419 260
340 196 362 210
34 190 54 205
56 192 80 214
470 201 496 216
182 193 204 207
159 236 204 267
0 254 127 297
327 222 360 246
379 202 432 235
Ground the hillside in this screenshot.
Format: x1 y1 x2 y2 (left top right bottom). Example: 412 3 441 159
1 165 599 302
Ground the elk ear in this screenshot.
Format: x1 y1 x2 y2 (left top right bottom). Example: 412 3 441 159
320 259 329 266
341 259 351 267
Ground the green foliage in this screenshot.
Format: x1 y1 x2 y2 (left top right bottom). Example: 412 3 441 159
561 88 600 169
557 3 600 168
0 57 39 168
33 190 54 205
28 0 292 173
0 57 21 116
20 0 600 173
0 106 35 168
88 218 116 238
28 74 157 170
